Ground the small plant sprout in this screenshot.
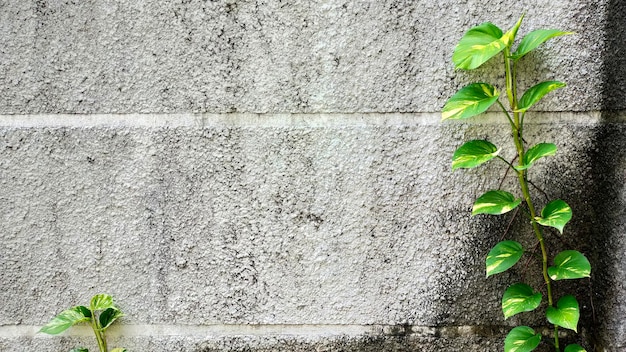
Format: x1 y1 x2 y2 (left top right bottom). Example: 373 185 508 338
40 293 127 352
442 14 591 352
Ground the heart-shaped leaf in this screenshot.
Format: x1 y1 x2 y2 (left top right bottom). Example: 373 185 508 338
504 326 542 352
91 294 116 312
453 23 507 70
546 295 580 332
512 29 573 60
564 344 587 352
452 140 499 170
486 240 524 277
502 283 542 319
548 250 591 280
535 199 572 234
442 83 500 120
516 143 557 171
100 307 124 330
39 306 91 335
472 190 522 216
516 81 566 113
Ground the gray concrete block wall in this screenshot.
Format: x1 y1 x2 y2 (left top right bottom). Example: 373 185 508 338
1 1 625 351
4 115 623 352
0 0 607 114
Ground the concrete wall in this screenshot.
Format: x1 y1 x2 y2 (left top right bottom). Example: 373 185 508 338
0 1 624 351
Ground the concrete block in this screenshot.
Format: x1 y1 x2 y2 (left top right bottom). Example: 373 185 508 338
0 1 608 114
1 113 624 350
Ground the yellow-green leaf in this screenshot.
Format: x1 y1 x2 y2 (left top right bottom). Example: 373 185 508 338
512 29 573 60
90 294 115 312
564 344 587 352
516 81 566 113
502 283 542 319
548 250 591 280
39 306 91 335
442 83 499 121
546 295 580 332
516 143 557 171
535 199 572 234
472 190 521 216
452 22 507 70
504 326 542 352
451 140 499 170
486 241 524 277
501 14 525 48
100 307 124 330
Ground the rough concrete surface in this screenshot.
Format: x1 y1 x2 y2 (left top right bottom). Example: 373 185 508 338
0 120 488 327
0 0 606 114
1 0 625 351
1 114 624 350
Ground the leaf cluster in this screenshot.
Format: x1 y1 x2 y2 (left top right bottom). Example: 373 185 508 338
442 14 591 352
40 294 127 352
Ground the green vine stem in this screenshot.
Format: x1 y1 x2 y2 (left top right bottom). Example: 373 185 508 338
443 14 591 352
90 310 107 352
504 47 560 350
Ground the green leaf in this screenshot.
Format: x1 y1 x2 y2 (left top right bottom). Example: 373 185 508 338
452 22 506 70
451 140 499 170
110 348 127 352
75 305 92 318
442 83 500 121
70 348 89 352
100 307 124 330
90 294 115 312
516 143 557 170
486 241 524 277
39 306 91 335
516 81 566 113
512 29 573 60
564 344 587 352
504 326 542 352
501 14 525 48
502 283 542 319
472 190 522 216
535 199 572 234
546 295 580 332
548 250 591 280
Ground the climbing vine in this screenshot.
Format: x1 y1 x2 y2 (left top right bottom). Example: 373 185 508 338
442 15 591 352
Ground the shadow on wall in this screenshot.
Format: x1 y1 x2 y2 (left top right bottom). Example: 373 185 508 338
601 0 626 111
582 121 626 351
590 0 626 349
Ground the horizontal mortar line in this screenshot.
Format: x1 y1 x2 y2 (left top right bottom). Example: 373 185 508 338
1 324 381 338
0 111 618 128
0 324 509 339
